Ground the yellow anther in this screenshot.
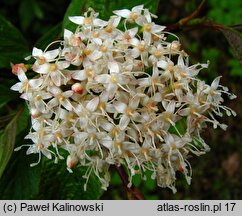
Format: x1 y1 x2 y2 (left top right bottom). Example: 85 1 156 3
130 12 138 20
83 48 91 55
154 50 162 58
144 23 152 32
138 44 145 52
49 63 57 71
105 26 113 33
100 45 107 53
84 17 92 25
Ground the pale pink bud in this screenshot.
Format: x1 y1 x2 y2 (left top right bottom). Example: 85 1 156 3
11 63 27 75
71 83 84 94
66 155 78 169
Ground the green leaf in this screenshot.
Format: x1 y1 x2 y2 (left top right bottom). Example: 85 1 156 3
63 0 87 32
221 27 242 66
35 23 63 50
0 109 23 178
0 150 42 199
0 14 29 69
0 85 17 109
0 105 29 179
228 59 242 78
38 157 104 199
15 105 30 135
63 0 160 32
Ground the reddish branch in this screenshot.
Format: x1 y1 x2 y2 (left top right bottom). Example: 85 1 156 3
164 0 207 32
115 165 145 200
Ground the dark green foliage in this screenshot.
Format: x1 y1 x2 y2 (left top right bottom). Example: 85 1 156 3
36 23 63 50
0 150 42 199
0 14 29 68
38 157 103 200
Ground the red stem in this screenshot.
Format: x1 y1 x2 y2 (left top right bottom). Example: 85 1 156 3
115 165 145 200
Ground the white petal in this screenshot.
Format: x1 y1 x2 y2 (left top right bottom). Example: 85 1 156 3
129 27 138 37
93 18 108 27
157 60 168 70
44 49 59 60
20 93 31 100
49 86 61 95
165 133 174 145
113 16 121 27
42 149 52 159
99 135 113 149
74 132 88 142
127 127 138 141
100 121 113 131
100 91 109 102
47 98 58 109
29 79 43 88
63 90 73 98
88 50 102 61
57 61 70 69
17 70 28 82
132 5 144 13
10 83 22 91
59 108 68 119
119 115 130 130
113 9 130 18
130 97 140 109
131 48 140 58
211 76 221 89
41 92 52 100
62 99 73 111
117 74 129 84
139 77 150 87
35 63 50 74
86 97 99 112
69 16 85 25
114 101 127 113
95 74 110 83
135 16 145 26
106 104 116 113
167 101 176 113
144 9 152 23
130 38 139 46
50 71 61 86
178 108 190 116
35 100 45 113
32 47 43 57
152 24 165 33
26 146 37 155
93 38 102 45
107 83 118 95
132 112 142 122
64 29 73 39
143 136 152 148
72 70 86 80
143 31 151 45
178 55 185 67
108 61 119 72
32 119 41 131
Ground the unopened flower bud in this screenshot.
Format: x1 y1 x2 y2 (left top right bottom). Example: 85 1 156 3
72 83 84 94
30 108 41 118
11 63 27 75
67 155 78 170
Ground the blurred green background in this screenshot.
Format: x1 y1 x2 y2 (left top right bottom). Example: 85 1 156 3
0 0 241 200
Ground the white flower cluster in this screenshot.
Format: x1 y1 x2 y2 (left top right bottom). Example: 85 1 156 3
11 5 236 192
